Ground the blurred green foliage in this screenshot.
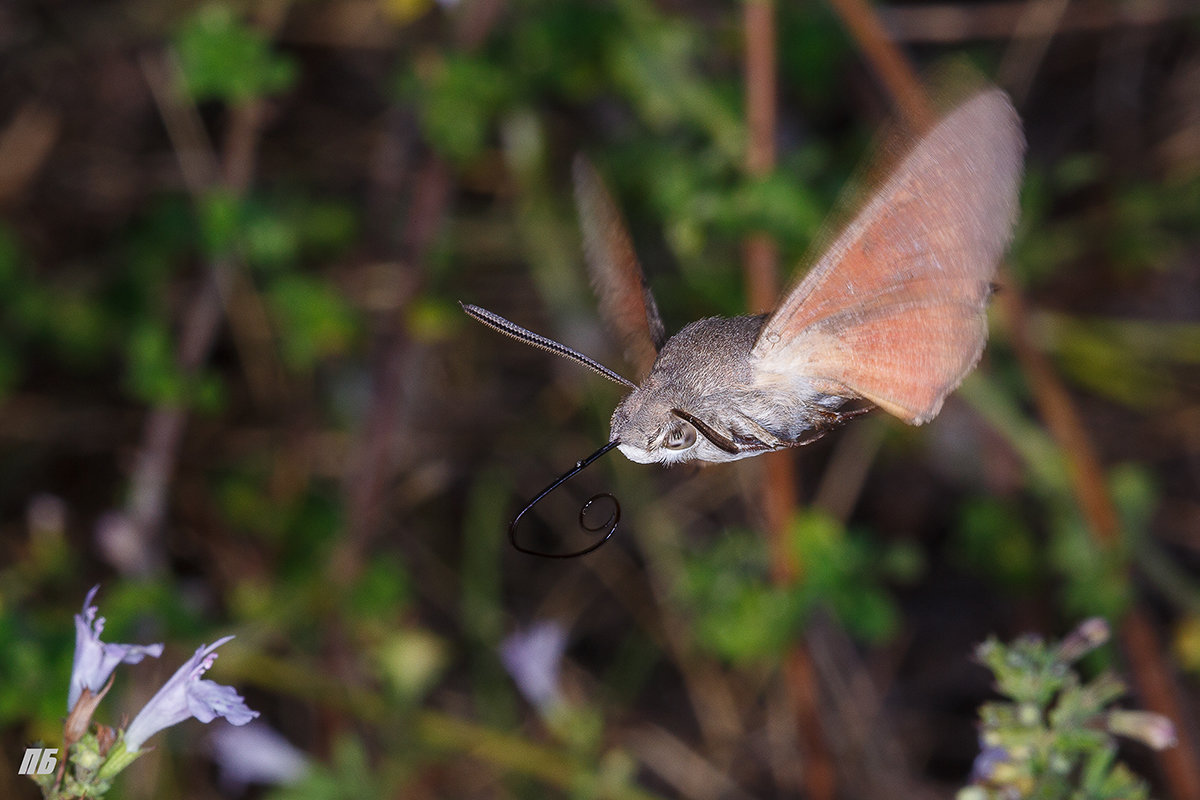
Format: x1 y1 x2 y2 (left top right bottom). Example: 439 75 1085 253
953 496 1041 589
412 54 517 164
176 5 297 103
2 0 1197 797
679 509 918 662
961 619 1174 800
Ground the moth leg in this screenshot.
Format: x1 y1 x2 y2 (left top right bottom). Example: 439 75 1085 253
735 415 785 449
780 428 829 448
673 408 784 455
813 404 874 429
772 404 874 449
737 414 828 451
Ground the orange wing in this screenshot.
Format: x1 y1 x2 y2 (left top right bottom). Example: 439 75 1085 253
751 89 1024 424
573 156 666 381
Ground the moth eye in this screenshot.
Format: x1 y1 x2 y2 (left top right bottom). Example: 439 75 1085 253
664 422 697 451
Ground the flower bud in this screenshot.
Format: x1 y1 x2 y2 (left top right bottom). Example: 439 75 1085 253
1107 710 1177 750
1056 617 1110 662
64 677 113 747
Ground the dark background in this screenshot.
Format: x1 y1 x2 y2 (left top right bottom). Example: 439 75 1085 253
2 0 1198 797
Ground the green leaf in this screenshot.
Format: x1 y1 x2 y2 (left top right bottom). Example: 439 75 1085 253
953 497 1039 588
199 188 243 258
125 321 186 404
175 4 297 104
244 205 300 270
266 275 359 371
411 54 515 164
0 223 23 289
968 620 1160 798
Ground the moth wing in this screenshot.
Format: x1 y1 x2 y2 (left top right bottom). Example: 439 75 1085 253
573 156 667 381
751 89 1024 424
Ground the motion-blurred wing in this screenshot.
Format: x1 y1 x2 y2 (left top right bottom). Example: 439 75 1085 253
751 89 1024 424
573 156 666 381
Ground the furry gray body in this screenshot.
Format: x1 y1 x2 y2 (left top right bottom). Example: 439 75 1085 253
611 315 847 464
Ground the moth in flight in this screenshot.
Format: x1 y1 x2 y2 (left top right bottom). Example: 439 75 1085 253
464 88 1024 556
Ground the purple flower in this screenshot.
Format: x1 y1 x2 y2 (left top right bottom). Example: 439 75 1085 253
1107 710 1178 750
209 721 308 792
499 621 568 711
69 585 164 710
123 636 258 752
968 741 1011 784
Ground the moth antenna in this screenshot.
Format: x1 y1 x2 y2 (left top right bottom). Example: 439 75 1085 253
461 302 636 389
509 440 622 558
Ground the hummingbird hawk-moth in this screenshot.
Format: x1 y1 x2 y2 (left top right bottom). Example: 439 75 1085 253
464 88 1024 556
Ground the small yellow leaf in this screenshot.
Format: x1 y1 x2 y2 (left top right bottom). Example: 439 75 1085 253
382 0 435 26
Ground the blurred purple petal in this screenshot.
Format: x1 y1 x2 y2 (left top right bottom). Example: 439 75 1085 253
499 621 567 711
209 721 309 793
968 741 1010 784
124 635 258 752
1108 710 1178 750
27 493 67 536
95 511 160 576
69 585 164 710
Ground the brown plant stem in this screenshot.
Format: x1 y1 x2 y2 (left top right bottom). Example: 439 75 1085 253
996 0 1070 104
879 0 1198 44
337 155 448 580
131 42 286 572
0 103 61 207
124 1 296 571
825 1 1200 795
745 2 836 798
994 284 1120 544
825 0 933 130
997 285 1200 798
336 0 508 579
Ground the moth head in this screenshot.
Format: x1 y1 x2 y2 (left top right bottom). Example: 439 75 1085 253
610 392 739 465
